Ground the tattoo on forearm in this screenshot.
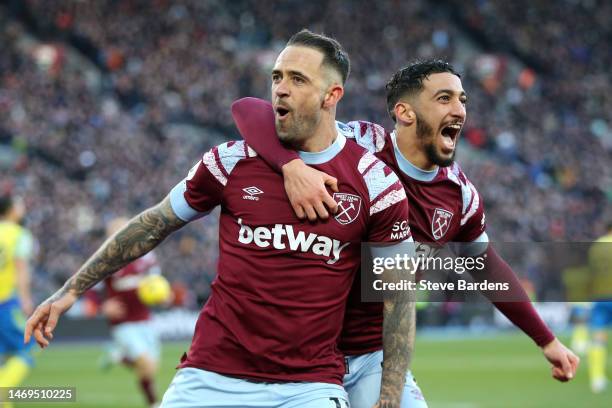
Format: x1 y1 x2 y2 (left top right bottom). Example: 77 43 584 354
380 267 416 407
58 197 185 298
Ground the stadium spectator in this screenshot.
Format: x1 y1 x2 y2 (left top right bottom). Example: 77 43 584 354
0 0 609 306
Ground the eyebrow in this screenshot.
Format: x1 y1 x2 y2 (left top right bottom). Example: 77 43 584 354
433 89 467 98
271 69 311 82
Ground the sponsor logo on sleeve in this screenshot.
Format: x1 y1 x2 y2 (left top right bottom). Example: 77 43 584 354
391 219 411 240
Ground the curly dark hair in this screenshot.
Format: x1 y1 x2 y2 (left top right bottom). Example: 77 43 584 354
386 59 460 122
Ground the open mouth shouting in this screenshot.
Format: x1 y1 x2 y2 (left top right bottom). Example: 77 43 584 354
440 122 462 153
275 104 291 121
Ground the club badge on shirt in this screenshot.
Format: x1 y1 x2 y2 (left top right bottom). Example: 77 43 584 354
334 193 362 225
432 208 453 240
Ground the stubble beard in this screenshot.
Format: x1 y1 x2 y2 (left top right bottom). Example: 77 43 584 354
416 112 455 168
276 106 321 149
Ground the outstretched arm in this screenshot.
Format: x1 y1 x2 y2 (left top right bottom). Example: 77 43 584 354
232 97 338 221
469 245 579 381
24 196 186 348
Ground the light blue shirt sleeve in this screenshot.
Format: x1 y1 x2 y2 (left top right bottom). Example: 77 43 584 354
169 179 210 222
370 236 416 260
458 231 489 257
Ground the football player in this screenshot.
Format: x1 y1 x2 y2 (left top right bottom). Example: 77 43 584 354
25 30 415 408
587 221 612 392
0 194 35 408
233 59 580 408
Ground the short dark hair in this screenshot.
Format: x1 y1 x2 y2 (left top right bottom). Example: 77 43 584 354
0 195 12 217
286 29 350 85
386 59 460 122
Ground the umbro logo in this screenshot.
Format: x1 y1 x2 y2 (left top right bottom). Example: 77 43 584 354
242 186 263 201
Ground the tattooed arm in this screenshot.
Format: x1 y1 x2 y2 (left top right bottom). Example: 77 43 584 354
376 264 417 408
24 196 186 348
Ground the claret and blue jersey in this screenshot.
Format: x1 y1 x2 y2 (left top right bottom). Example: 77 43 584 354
338 120 489 355
168 123 411 385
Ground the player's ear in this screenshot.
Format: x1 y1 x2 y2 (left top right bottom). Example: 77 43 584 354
322 83 344 109
394 101 416 126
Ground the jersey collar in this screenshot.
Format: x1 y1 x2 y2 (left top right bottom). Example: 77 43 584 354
298 122 347 165
391 130 439 182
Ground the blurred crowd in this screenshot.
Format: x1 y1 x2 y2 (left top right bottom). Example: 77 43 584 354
1 0 609 305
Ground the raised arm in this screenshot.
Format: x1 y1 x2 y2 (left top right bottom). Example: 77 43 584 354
24 196 186 348
231 97 338 221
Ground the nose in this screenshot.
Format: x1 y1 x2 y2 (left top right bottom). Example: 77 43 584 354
274 78 290 99
451 98 466 121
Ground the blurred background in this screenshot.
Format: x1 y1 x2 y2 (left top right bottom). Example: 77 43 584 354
0 0 610 406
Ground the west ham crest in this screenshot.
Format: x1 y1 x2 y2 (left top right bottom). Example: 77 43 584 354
431 208 453 240
334 193 362 225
